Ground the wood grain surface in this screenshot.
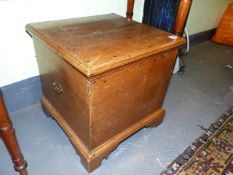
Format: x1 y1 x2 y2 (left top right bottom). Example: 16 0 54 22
33 38 92 149
90 49 178 149
26 14 185 172
26 14 185 77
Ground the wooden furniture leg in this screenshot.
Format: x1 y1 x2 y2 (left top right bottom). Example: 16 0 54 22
127 0 192 36
0 94 28 175
126 0 135 21
174 0 192 36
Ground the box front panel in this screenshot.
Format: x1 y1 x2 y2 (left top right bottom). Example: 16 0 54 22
91 49 177 149
33 38 91 149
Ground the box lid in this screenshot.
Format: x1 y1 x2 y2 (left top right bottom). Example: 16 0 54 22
26 14 185 77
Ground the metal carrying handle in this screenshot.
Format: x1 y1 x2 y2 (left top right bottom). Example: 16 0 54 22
52 81 63 95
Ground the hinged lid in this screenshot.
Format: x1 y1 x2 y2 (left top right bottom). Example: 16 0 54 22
26 14 185 77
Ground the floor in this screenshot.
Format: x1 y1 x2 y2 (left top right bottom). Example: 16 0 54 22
0 41 233 175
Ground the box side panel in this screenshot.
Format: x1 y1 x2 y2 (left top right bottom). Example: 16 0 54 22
32 38 91 149
90 49 177 149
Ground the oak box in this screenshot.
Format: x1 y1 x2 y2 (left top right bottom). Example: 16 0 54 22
26 14 185 172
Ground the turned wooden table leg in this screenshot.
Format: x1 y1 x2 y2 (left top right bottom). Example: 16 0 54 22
0 95 28 175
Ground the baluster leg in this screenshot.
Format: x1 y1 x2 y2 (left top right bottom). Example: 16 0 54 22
0 95 28 175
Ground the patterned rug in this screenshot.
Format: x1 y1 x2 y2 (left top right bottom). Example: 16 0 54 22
161 106 233 175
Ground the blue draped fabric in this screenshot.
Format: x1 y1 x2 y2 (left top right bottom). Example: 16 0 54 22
143 0 180 33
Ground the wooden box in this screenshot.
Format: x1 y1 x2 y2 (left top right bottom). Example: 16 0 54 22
26 14 185 172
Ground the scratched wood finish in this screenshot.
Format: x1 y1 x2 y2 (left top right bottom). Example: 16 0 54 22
26 14 185 172
33 38 91 148
90 49 177 149
26 14 185 77
0 94 28 175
